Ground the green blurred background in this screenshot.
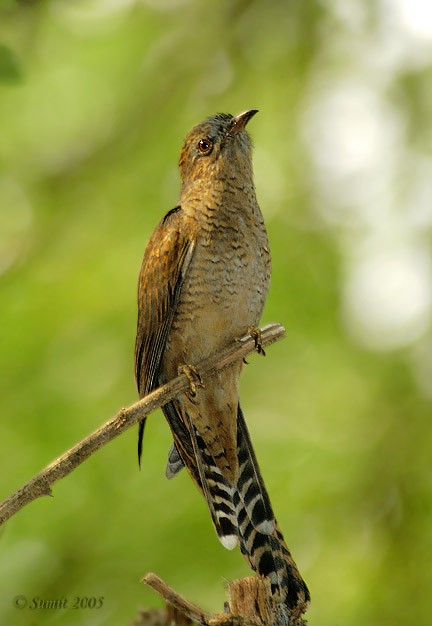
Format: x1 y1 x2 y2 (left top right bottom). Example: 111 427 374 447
1 1 431 625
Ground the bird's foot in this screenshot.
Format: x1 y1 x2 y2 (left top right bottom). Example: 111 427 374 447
178 364 204 401
248 326 266 356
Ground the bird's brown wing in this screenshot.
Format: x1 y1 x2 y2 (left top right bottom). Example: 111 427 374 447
134 206 195 463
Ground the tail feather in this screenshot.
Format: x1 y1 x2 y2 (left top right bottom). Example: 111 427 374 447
235 405 310 614
238 509 310 614
165 442 184 479
187 416 239 550
163 401 310 616
236 405 275 535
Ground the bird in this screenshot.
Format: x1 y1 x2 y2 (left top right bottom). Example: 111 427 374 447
134 110 310 622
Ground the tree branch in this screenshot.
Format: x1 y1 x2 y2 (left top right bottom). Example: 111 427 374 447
0 323 285 525
142 573 214 625
141 572 305 626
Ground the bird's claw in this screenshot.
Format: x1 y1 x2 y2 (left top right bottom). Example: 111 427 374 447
248 326 266 356
178 364 204 401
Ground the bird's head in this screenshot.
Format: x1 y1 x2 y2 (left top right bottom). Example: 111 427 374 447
178 110 258 189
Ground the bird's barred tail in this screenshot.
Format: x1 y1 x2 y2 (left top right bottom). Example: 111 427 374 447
235 406 310 620
174 404 310 620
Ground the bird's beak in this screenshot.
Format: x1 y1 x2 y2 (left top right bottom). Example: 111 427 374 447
229 109 258 134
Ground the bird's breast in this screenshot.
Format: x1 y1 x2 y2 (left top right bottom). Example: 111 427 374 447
162 201 270 380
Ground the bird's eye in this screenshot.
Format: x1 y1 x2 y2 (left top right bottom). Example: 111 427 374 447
198 138 213 155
